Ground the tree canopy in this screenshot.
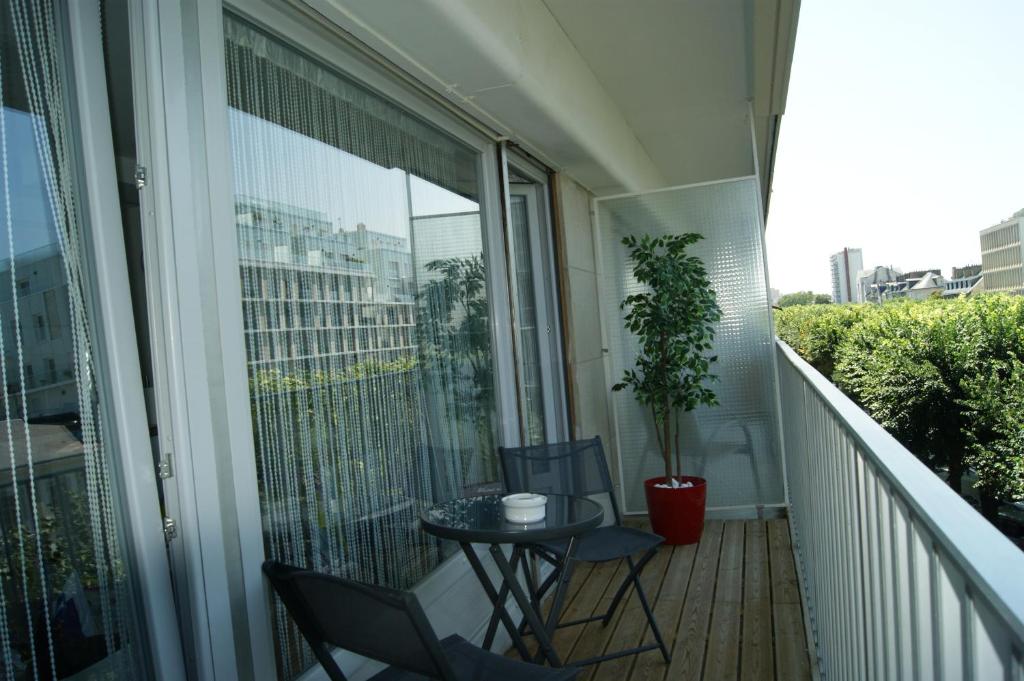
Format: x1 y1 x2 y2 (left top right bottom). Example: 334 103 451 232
776 296 1024 524
777 291 832 307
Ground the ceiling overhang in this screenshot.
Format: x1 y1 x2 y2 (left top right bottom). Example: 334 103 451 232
302 0 799 209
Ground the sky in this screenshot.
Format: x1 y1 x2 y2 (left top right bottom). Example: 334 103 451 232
765 0 1024 296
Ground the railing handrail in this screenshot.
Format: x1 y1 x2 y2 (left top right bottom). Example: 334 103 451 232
776 338 1024 639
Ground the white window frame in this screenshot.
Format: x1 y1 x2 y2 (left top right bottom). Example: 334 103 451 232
59 2 187 679
502 148 569 444
135 0 530 678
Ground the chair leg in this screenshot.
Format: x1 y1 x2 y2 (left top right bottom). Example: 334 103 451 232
602 548 657 625
630 562 672 663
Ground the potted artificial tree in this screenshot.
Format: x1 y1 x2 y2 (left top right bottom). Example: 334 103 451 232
613 233 721 544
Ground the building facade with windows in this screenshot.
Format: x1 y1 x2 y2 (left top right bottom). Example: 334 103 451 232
829 247 863 303
0 244 77 417
856 264 902 303
980 208 1024 294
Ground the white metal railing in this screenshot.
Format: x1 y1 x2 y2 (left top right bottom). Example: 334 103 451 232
776 340 1024 681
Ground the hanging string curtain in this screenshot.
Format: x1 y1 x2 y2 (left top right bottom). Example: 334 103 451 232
224 13 498 679
0 0 135 679
224 17 464 198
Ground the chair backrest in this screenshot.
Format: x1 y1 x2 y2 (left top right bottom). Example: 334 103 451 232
498 436 622 525
262 561 456 681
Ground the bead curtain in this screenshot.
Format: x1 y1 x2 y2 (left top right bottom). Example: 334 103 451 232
0 1 139 679
225 16 499 679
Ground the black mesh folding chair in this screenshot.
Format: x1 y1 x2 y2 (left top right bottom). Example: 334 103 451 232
262 561 580 681
498 437 671 665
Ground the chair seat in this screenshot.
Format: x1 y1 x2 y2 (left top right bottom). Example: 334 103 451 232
535 525 663 563
369 635 580 681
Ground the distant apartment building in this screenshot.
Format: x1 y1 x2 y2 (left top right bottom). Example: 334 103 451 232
830 247 863 303
980 208 1024 294
908 272 945 300
944 265 983 297
235 196 416 368
0 244 77 418
857 265 902 303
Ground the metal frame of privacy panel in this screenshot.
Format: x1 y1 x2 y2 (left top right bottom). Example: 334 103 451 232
594 176 785 514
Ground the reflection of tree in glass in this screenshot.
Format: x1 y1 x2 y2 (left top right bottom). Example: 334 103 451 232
417 256 496 483
0 486 129 677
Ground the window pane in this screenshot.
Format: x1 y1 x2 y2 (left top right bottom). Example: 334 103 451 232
0 1 143 678
508 194 546 444
224 16 498 678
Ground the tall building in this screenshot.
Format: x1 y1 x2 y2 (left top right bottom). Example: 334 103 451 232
830 247 863 303
980 208 1024 294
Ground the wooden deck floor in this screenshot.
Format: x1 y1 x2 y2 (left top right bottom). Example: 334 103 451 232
508 519 813 681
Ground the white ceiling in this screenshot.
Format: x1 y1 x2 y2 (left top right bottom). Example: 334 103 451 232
305 0 796 199
542 0 754 187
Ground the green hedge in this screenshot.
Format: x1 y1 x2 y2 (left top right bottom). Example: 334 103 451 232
776 296 1024 520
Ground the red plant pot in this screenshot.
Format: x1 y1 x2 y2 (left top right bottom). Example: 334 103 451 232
643 476 707 545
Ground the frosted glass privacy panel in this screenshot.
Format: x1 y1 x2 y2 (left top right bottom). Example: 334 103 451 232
596 178 783 512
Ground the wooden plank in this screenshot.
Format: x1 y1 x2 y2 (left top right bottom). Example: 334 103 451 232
774 603 811 681
664 520 725 681
741 520 773 681
590 543 673 681
703 521 745 681
630 543 698 681
768 519 812 681
767 520 800 603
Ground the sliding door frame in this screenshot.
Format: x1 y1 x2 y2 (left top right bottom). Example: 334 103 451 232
502 150 569 444
62 3 187 679
140 0 522 677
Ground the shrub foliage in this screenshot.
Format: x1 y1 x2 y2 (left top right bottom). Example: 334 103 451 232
776 295 1024 521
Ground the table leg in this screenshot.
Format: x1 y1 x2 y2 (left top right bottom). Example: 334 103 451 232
482 545 524 650
489 544 563 667
460 542 531 660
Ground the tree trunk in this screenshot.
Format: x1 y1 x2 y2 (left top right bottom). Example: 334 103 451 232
674 411 682 481
946 454 964 495
663 400 673 481
979 493 1002 524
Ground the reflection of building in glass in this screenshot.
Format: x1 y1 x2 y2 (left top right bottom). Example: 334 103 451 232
0 244 77 417
235 197 416 366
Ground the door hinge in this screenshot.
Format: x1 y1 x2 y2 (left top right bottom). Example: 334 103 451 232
157 453 173 479
163 517 177 543
134 165 147 190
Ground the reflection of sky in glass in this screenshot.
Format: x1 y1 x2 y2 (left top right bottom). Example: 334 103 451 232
229 108 478 240
0 107 60 261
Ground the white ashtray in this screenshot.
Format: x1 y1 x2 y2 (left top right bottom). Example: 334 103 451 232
501 493 547 524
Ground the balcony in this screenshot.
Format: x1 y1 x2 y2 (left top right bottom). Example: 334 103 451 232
9 0 1024 679
508 518 812 681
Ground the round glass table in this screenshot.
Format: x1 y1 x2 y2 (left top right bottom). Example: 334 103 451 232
420 493 603 667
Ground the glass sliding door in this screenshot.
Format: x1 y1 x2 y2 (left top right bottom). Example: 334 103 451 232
223 15 501 678
0 1 179 679
505 160 567 445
